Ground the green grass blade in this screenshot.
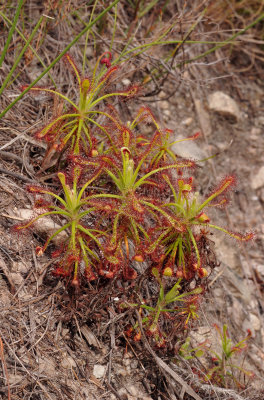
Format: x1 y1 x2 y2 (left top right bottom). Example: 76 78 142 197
0 0 24 68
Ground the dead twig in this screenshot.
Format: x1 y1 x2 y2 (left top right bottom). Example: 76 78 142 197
0 253 15 294
0 335 11 400
0 167 36 183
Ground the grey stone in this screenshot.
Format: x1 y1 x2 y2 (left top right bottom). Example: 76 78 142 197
208 91 240 122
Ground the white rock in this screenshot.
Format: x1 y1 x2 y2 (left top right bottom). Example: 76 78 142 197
208 91 240 122
93 364 106 379
194 99 212 136
122 78 131 86
181 117 193 126
250 314 261 331
251 166 264 190
15 209 67 244
248 314 261 331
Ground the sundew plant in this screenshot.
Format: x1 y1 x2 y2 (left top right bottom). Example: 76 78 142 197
14 52 253 347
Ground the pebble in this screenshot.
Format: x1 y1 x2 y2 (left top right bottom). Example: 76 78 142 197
208 91 240 122
93 364 106 379
181 117 193 126
122 78 131 86
251 166 264 190
163 109 170 117
15 208 67 244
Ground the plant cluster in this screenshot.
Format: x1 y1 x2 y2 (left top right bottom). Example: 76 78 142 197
15 52 253 348
179 324 253 389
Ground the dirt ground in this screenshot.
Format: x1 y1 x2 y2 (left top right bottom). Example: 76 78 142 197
0 1 264 399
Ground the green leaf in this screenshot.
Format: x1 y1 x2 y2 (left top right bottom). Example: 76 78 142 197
195 350 204 358
164 280 182 303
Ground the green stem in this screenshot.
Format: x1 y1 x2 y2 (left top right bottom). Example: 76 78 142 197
84 193 123 201
187 227 200 268
29 88 78 109
61 125 78 147
89 90 134 108
71 220 77 250
77 224 101 246
85 117 117 149
142 201 182 230
134 162 193 189
162 202 185 215
77 167 102 202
